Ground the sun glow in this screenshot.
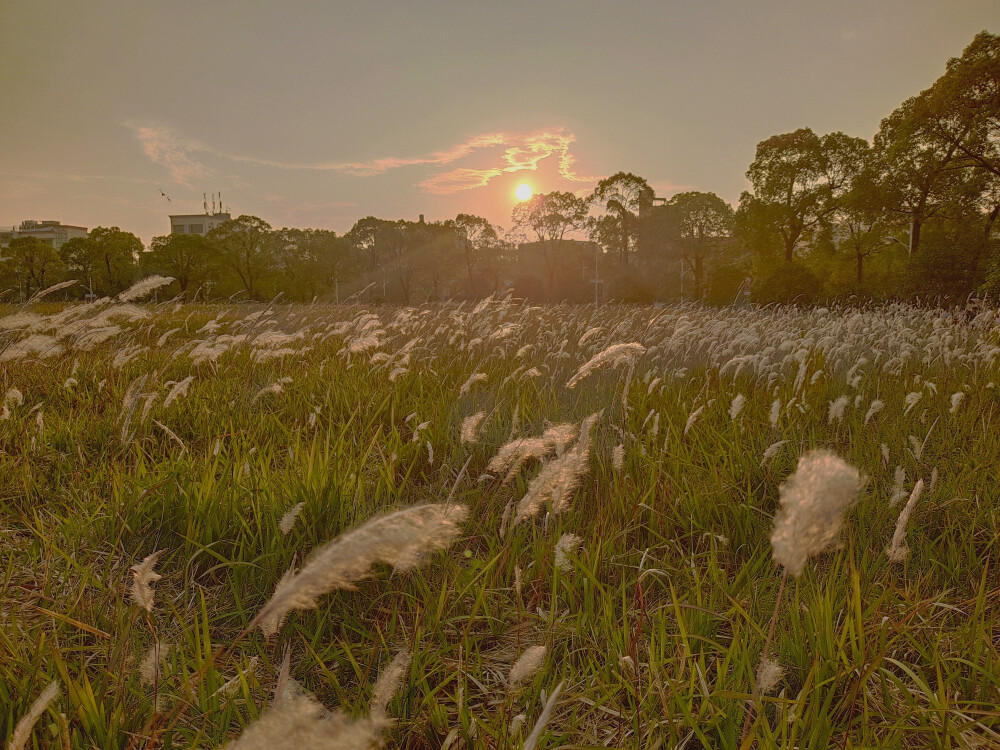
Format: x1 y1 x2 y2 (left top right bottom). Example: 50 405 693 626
515 183 533 201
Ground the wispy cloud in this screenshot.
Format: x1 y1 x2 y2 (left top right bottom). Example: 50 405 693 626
130 123 600 194
132 126 208 187
420 167 504 194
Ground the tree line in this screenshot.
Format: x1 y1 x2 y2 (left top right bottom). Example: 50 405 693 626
3 31 999 306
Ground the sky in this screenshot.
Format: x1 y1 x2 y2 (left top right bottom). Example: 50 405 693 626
2 1 999 245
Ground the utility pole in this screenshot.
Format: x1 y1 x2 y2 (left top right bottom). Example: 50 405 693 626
591 242 601 306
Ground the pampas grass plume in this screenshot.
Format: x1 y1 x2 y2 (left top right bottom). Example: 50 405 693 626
255 503 467 636
508 645 546 685
887 479 924 563
770 449 862 577
130 549 165 612
9 680 60 750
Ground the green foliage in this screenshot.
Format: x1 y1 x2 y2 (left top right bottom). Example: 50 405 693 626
752 260 823 304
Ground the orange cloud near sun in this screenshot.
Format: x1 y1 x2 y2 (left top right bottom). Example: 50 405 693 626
131 123 603 196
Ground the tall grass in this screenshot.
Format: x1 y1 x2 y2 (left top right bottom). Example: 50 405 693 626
2 293 999 748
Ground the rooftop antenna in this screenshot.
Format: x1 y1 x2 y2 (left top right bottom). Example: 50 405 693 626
219 192 223 214
212 193 216 213
203 193 208 214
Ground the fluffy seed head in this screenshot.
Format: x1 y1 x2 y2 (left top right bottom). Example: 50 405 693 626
9 681 60 750
255 503 467 636
770 450 862 576
130 550 165 612
460 411 486 444
508 645 546 685
756 657 784 694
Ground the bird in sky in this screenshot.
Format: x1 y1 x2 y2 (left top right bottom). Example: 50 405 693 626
159 190 172 201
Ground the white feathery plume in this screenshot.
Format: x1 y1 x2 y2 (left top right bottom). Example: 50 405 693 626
903 391 922 415
827 396 850 423
255 504 467 637
130 550 165 612
116 275 175 303
224 691 378 750
769 399 781 429
459 372 487 396
280 503 305 535
8 681 60 750
683 405 704 437
886 479 924 563
139 641 172 686
163 376 195 409
890 466 907 506
755 657 784 695
514 413 599 524
864 399 884 425
460 411 486 444
770 450 862 577
554 533 583 573
565 342 645 388
730 394 746 421
612 443 625 472
508 645 546 685
370 650 411 727
950 392 965 414
761 440 787 467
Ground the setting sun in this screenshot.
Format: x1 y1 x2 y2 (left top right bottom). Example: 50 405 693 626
515 183 533 201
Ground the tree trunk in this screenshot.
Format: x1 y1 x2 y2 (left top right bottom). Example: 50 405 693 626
856 251 864 285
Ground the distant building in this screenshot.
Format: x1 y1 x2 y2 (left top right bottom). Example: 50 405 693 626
169 211 231 236
0 219 89 249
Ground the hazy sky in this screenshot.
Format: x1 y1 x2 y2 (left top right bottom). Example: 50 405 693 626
3 1 999 244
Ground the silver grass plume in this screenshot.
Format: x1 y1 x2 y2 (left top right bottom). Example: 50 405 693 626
130 549 165 612
770 449 862 577
116 275 175 303
280 503 305 535
886 479 924 563
514 412 599 524
864 399 884 425
460 411 486 444
8 681 60 750
139 641 172 686
255 503 467 637
565 342 645 388
459 372 487 396
508 645 546 686
755 657 784 695
370 650 411 727
730 394 746 421
554 533 583 573
163 375 195 409
225 692 378 750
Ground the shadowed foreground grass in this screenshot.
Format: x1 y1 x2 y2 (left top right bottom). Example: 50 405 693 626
2 297 999 748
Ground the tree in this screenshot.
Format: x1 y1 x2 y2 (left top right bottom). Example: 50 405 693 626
511 191 587 299
141 233 221 299
917 31 1000 180
445 214 500 297
587 172 654 268
272 228 356 302
208 215 274 301
744 128 829 262
872 97 973 256
666 191 734 299
3 237 66 298
73 227 141 296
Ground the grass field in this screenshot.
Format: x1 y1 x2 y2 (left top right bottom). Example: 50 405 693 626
3 285 1000 749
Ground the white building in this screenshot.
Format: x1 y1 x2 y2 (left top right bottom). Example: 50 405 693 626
169 211 231 236
0 219 89 249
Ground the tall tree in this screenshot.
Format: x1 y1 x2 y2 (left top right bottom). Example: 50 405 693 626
3 237 66 298
445 214 500 297
272 228 356 301
85 227 142 295
511 191 587 298
208 215 274 301
142 233 221 299
917 31 1000 180
744 128 828 261
666 191 734 299
588 172 654 268
872 97 972 256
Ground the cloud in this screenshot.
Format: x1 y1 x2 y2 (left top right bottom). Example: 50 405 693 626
129 123 601 195
419 167 504 194
132 126 208 187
